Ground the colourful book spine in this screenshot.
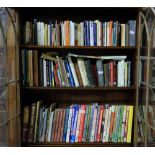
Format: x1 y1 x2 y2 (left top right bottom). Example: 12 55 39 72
71 105 79 143
64 60 75 87
127 106 133 143
78 104 86 142
62 107 70 142
70 105 77 143
82 105 89 142
66 105 73 142
96 105 104 142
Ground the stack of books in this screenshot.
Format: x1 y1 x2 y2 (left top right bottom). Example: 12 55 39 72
22 102 134 144
22 51 131 87
23 20 136 47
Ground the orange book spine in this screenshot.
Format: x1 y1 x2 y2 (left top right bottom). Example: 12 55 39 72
65 21 70 46
96 105 104 142
109 21 113 46
78 104 86 142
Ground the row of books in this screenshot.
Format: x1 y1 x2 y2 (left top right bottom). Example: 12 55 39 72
22 101 134 143
137 105 155 143
23 20 136 47
22 50 131 87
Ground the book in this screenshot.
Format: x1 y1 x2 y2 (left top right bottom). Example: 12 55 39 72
128 20 136 46
127 106 133 143
77 58 90 87
84 60 96 86
96 60 104 86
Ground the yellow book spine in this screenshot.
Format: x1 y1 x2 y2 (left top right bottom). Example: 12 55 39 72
127 106 134 143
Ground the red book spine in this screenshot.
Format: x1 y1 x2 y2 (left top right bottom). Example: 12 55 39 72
109 21 113 46
78 104 86 142
96 106 104 142
54 62 60 87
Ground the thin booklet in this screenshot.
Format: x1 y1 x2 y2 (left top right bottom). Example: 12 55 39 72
67 53 127 60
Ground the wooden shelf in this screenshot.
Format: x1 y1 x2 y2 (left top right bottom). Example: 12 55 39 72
21 86 136 91
20 45 137 50
22 142 133 147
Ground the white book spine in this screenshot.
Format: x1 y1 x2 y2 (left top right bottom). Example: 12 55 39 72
41 22 44 45
105 106 112 142
80 22 84 46
117 60 125 87
124 62 128 87
104 22 107 46
77 58 90 87
98 21 101 46
102 107 109 142
47 111 54 142
70 21 75 46
66 107 73 142
43 59 47 87
107 22 109 46
90 21 94 46
68 57 79 87
75 107 81 142
48 24 50 46
37 22 40 45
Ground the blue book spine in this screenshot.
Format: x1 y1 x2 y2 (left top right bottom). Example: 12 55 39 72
70 105 79 143
84 21 87 46
49 21 52 46
129 20 136 46
64 60 74 87
63 107 70 142
70 105 76 142
87 21 90 46
67 59 75 86
93 22 97 46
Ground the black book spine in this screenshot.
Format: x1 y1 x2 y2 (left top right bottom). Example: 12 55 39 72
40 58 44 86
84 60 95 86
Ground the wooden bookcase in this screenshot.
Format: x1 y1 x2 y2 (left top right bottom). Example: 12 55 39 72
17 7 139 147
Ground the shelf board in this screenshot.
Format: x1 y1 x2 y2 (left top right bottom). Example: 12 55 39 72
22 142 133 147
21 86 136 91
20 45 137 50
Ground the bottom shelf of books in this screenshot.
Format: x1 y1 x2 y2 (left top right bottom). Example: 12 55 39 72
22 101 134 146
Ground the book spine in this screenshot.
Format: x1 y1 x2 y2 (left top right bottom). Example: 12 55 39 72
78 105 86 142
96 60 104 86
128 20 136 46
64 60 75 87
63 108 69 142
127 106 133 143
68 57 79 87
97 106 104 142
66 106 73 142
